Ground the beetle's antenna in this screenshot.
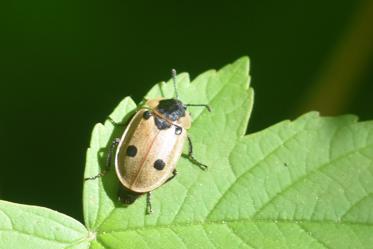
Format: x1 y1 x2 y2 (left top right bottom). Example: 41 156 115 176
185 104 211 112
172 69 179 99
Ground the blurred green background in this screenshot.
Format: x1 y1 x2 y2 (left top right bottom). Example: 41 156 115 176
0 0 372 222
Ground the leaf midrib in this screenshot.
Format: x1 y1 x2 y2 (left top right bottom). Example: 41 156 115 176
0 229 86 245
97 218 373 234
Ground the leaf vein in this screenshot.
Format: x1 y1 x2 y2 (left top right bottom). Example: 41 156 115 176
253 143 373 218
207 127 303 219
167 227 189 249
0 229 73 244
296 223 331 249
226 224 257 249
341 192 373 219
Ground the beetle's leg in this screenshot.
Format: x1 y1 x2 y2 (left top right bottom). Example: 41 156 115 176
185 104 211 112
166 169 178 183
146 192 153 214
187 135 208 170
105 138 121 172
84 138 120 181
107 117 127 126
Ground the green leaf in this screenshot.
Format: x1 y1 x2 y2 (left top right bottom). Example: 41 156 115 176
83 57 373 248
0 201 89 249
83 97 137 230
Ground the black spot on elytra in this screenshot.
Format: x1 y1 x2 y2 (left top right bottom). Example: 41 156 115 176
143 111 152 120
153 159 165 170
126 145 137 157
175 126 182 135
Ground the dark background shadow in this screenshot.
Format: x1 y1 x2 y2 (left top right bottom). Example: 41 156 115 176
0 0 372 222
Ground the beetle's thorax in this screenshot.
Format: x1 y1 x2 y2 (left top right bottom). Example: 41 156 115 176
156 98 186 122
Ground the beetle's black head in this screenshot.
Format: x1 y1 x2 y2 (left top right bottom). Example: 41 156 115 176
157 98 186 121
118 187 140 205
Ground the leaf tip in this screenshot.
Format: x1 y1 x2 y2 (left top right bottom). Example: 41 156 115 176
233 56 250 73
109 96 137 123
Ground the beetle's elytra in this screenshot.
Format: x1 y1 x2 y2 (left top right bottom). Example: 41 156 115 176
85 69 210 214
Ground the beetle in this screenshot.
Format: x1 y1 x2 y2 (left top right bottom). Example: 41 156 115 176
85 69 210 214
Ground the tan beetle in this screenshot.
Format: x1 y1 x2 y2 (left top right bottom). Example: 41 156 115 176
85 69 210 214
